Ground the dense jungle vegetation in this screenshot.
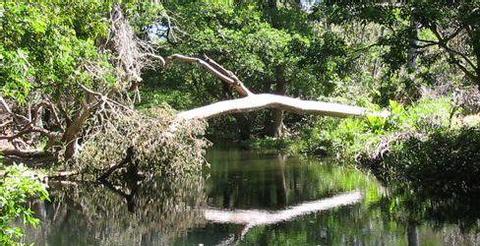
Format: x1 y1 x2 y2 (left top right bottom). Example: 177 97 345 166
2 0 480 244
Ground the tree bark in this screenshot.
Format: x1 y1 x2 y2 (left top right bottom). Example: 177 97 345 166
408 20 419 70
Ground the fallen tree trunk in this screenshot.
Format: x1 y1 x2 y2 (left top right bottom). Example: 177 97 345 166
168 55 387 120
177 93 369 120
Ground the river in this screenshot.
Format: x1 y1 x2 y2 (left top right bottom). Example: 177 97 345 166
24 147 480 245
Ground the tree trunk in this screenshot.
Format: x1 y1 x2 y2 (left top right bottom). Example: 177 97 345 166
269 66 287 137
270 79 287 137
408 20 419 70
407 223 419 246
234 113 252 141
176 94 371 120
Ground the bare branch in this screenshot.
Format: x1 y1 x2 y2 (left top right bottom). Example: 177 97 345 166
0 148 51 158
0 126 58 141
427 24 477 71
176 94 380 120
0 95 12 114
165 54 253 97
450 58 478 82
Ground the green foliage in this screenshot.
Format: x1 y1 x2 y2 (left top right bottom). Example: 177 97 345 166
294 97 455 159
138 89 195 110
363 126 480 231
316 0 480 86
153 1 351 98
0 164 48 245
0 0 164 101
244 137 292 152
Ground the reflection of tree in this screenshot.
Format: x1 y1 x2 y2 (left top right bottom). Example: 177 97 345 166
362 128 480 233
205 192 362 225
206 150 379 210
25 172 207 245
373 183 480 233
205 192 362 245
235 200 480 246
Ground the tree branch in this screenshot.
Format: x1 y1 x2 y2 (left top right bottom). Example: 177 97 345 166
176 94 382 120
163 55 386 120
164 54 253 97
0 148 51 158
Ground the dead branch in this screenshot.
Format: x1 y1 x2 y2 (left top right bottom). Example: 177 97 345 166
164 54 253 97
0 148 51 158
177 94 373 120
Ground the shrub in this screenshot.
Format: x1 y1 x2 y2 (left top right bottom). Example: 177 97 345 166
74 107 209 179
293 97 455 160
0 164 49 245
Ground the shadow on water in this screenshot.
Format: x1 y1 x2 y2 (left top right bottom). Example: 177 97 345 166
24 148 480 245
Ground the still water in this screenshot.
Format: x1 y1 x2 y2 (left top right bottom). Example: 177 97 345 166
26 148 480 245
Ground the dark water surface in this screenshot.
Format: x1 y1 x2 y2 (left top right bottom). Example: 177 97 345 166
25 148 480 245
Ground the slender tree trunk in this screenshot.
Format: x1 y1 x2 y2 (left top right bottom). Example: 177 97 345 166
269 66 287 137
408 20 419 70
474 37 480 87
234 113 252 141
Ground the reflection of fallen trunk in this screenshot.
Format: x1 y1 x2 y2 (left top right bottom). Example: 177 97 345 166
205 191 362 225
206 192 362 245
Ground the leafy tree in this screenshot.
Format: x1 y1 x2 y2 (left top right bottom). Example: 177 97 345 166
0 0 167 159
315 0 480 87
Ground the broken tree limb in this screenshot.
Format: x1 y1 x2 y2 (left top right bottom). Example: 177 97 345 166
177 94 372 120
0 148 51 158
164 54 253 97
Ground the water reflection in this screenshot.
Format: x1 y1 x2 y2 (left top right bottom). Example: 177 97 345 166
25 173 206 245
371 172 480 234
24 148 480 245
205 149 377 210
